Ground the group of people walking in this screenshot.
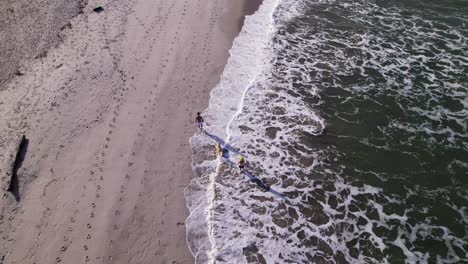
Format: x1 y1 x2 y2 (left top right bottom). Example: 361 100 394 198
195 112 246 173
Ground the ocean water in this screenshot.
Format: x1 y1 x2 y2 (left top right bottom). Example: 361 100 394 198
187 0 468 263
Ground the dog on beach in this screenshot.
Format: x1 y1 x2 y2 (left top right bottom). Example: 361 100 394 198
215 143 223 157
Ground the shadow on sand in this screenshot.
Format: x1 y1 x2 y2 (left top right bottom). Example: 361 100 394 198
8 136 29 202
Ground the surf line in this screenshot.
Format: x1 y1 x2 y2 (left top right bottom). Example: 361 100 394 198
203 0 281 261
204 76 258 261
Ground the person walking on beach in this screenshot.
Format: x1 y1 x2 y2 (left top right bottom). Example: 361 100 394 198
195 112 204 132
238 156 246 173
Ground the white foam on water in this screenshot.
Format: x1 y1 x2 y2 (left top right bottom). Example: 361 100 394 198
186 0 468 262
185 0 280 263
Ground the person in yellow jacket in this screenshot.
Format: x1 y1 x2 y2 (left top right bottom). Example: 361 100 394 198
238 156 246 173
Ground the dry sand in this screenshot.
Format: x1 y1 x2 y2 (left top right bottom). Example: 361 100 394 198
0 0 87 86
0 0 260 263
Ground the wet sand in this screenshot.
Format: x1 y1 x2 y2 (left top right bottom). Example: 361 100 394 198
0 0 260 263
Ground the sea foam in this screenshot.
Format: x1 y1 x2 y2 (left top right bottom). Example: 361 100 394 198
185 0 280 263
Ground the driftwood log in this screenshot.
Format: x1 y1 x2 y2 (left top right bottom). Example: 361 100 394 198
0 135 26 192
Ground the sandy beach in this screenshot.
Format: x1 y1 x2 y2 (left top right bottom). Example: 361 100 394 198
0 0 261 263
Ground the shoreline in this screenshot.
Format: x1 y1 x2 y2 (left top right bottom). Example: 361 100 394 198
186 0 278 262
0 0 261 263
